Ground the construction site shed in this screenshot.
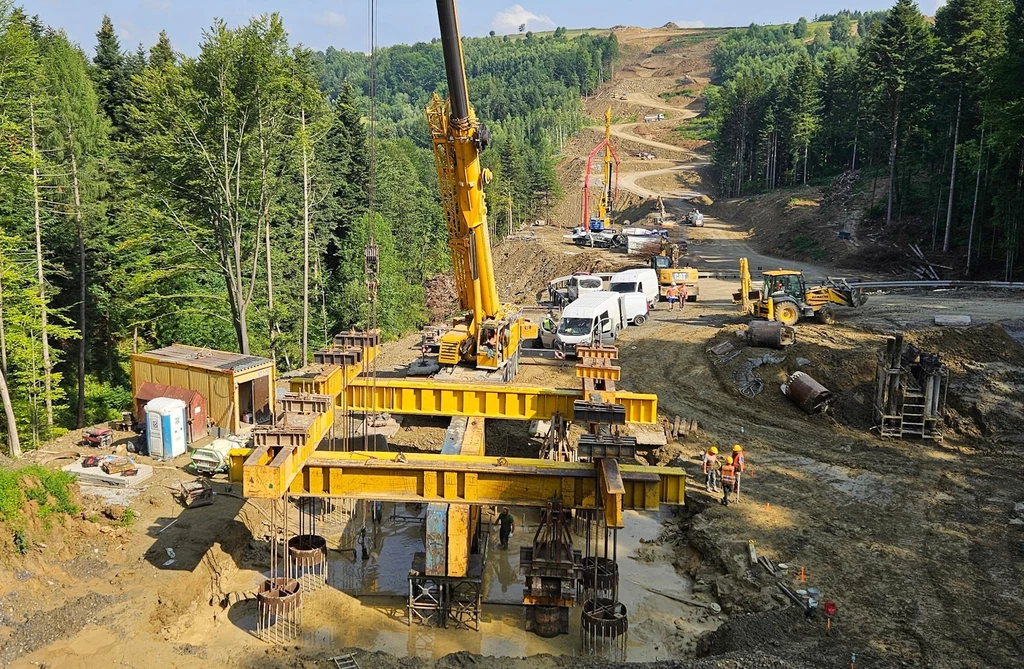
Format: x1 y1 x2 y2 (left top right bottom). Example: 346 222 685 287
131 345 275 435
134 382 208 444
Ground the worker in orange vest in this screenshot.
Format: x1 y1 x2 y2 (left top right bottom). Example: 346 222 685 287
666 283 680 311
732 444 745 500
720 457 737 506
702 446 719 492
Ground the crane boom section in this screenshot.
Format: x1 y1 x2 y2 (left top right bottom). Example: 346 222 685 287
427 0 533 375
428 0 499 321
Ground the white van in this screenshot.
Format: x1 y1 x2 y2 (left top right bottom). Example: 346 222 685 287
618 292 649 326
548 273 604 306
555 292 623 357
609 268 659 308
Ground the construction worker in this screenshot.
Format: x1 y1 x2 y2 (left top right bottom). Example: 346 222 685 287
667 283 680 311
720 457 737 506
496 506 515 550
542 311 555 332
732 444 745 500
679 281 688 307
702 446 719 492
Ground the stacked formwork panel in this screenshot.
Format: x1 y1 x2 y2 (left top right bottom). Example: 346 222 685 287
874 334 948 442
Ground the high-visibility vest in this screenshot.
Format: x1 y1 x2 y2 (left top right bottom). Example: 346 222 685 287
721 464 736 485
733 453 745 472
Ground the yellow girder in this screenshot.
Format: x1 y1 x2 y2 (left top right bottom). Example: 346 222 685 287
229 450 684 511
342 377 658 424
287 345 379 397
241 394 335 499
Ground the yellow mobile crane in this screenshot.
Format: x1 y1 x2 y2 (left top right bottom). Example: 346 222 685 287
426 0 536 379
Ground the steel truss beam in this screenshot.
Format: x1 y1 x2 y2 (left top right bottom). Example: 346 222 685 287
230 450 684 515
342 378 658 424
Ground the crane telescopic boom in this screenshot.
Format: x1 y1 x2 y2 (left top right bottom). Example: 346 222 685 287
426 0 534 378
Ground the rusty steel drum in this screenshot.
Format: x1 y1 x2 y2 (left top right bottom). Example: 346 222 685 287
782 371 833 414
256 576 301 615
534 605 562 638
746 320 796 349
581 556 618 593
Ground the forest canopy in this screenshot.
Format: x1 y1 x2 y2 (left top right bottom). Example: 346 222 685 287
0 1 615 453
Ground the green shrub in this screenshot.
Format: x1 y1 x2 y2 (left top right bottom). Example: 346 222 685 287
83 376 133 425
119 508 137 527
0 465 79 526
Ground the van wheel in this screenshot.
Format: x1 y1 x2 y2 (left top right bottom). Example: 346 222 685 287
633 314 647 326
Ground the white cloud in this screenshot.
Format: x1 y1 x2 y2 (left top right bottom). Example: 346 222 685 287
314 11 347 29
491 5 556 34
143 0 172 11
675 21 705 29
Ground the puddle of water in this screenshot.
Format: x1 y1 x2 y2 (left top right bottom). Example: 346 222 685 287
280 504 712 662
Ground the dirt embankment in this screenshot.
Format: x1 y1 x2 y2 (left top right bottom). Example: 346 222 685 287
709 172 974 279
618 316 1024 669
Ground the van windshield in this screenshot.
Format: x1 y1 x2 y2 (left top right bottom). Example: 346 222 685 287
558 317 593 336
579 278 602 289
610 282 638 294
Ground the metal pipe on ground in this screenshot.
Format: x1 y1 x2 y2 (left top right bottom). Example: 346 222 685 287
781 371 834 414
746 321 796 349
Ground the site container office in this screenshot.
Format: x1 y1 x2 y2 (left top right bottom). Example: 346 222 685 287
131 344 275 435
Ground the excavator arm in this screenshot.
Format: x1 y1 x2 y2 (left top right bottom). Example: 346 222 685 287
427 0 532 375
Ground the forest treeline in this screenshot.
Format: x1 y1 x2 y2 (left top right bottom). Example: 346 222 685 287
0 2 616 453
706 0 1023 279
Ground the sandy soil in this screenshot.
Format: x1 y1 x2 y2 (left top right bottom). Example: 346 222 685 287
3 22 1024 669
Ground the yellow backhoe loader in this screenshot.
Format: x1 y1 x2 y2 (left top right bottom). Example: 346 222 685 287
735 258 866 326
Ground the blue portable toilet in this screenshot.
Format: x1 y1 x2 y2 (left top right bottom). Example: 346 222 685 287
145 397 188 461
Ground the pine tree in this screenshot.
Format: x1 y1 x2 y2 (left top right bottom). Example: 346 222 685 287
149 30 174 69
41 30 110 427
794 17 809 38
861 0 933 225
91 16 130 131
830 15 853 44
935 0 1010 252
784 53 821 185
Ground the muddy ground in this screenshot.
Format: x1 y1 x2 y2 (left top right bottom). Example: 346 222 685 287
3 22 1024 669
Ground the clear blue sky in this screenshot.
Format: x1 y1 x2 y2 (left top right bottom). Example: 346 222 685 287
16 1 914 57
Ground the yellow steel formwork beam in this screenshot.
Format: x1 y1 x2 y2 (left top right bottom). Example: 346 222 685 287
288 345 379 397
242 394 335 498
228 450 684 510
343 378 658 424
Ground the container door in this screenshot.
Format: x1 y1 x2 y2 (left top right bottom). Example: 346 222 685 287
147 410 164 459
170 407 186 457
160 413 173 459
